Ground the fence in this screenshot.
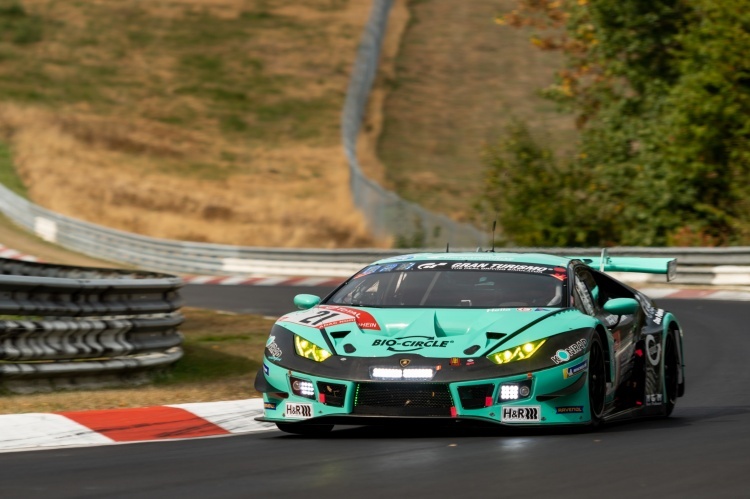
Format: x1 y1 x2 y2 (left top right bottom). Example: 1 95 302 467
342 0 488 248
0 258 183 393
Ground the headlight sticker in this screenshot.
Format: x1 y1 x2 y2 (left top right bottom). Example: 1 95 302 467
551 338 587 365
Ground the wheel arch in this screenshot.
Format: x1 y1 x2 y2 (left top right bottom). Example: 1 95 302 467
664 315 685 397
594 325 614 383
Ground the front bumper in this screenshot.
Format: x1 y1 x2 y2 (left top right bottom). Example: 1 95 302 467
255 354 592 427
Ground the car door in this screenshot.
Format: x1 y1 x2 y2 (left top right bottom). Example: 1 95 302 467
571 266 641 401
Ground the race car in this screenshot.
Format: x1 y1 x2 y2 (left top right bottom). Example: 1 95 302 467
254 250 685 434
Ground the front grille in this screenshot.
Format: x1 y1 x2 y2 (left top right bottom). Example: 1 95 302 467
458 384 494 410
353 383 453 417
317 381 347 408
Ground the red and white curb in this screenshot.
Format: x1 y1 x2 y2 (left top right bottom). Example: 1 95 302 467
0 398 276 453
0 244 39 262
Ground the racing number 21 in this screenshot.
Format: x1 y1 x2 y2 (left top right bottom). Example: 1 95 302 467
299 310 341 326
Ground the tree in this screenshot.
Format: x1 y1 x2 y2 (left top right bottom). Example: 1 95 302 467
482 0 750 246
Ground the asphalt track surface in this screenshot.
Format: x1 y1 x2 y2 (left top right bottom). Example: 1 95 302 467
2 288 749 498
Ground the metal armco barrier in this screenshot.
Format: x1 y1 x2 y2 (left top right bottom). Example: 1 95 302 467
0 179 749 285
342 0 487 248
0 258 183 392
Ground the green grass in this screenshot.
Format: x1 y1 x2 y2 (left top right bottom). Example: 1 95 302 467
152 308 272 385
0 142 27 197
153 343 256 385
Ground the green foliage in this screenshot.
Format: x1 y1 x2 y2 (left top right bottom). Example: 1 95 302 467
486 0 750 246
481 121 607 246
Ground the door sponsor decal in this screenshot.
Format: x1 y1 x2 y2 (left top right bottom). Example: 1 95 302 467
645 334 661 366
285 403 313 419
501 406 541 422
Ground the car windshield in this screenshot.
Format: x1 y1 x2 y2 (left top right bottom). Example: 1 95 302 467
326 261 567 308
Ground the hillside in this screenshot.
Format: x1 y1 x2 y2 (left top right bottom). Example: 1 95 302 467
376 0 576 225
0 0 575 257
0 0 381 249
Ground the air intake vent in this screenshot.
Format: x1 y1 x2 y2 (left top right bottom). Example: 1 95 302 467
458 384 494 409
353 383 453 417
317 381 347 407
486 332 507 340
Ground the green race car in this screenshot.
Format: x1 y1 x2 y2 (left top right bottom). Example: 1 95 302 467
254 251 685 434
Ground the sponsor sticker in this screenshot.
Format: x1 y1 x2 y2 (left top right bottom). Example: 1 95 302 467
449 357 460 366
563 359 588 379
279 306 381 331
263 363 270 375
645 335 661 366
555 406 584 414
417 262 448 270
266 336 282 361
376 263 398 272
646 393 663 406
450 263 551 273
502 406 541 423
264 402 277 410
372 336 453 352
285 403 313 419
652 309 665 325
551 339 588 365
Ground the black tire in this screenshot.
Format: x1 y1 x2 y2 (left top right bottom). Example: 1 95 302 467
588 334 607 427
276 423 334 435
663 332 680 417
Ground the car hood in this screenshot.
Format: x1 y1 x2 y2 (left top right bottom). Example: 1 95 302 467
278 305 574 357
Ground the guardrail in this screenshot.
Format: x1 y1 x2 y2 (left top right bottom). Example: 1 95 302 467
1 181 749 286
342 0 487 248
0 258 184 393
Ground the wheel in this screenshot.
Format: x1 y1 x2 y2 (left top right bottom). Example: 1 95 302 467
588 334 607 427
663 332 680 417
275 423 334 435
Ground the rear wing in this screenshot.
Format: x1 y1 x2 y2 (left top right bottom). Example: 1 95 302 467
569 249 677 281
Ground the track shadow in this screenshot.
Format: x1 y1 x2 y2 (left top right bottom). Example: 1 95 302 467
271 404 750 439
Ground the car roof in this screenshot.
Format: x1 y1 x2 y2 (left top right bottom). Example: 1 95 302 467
374 252 573 267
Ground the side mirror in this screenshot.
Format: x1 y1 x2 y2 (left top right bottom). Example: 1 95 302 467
603 297 639 316
294 294 321 310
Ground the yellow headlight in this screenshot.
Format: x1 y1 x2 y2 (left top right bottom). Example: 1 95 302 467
487 339 546 365
294 335 332 362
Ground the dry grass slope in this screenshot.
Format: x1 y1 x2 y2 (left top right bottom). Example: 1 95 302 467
0 0 386 248
378 0 577 225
